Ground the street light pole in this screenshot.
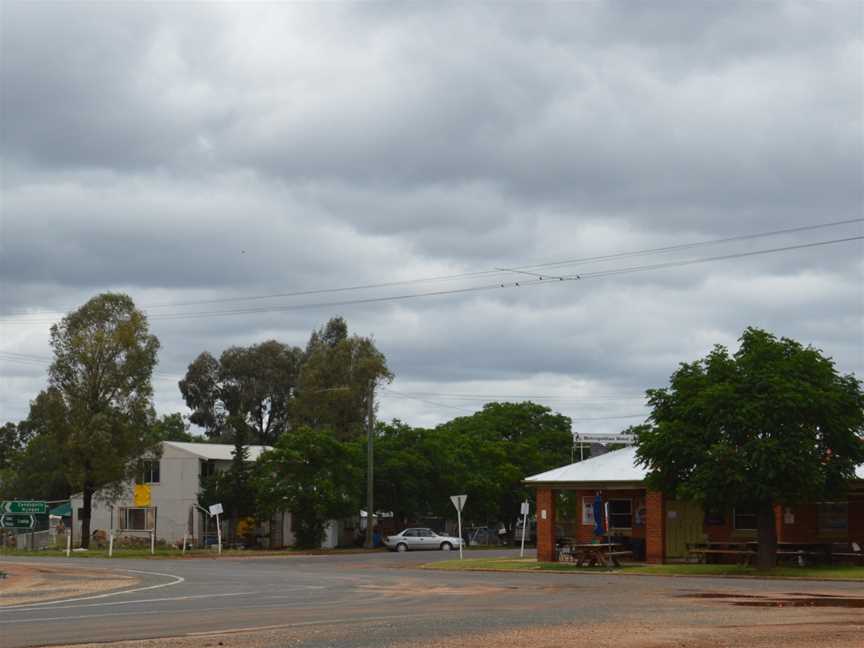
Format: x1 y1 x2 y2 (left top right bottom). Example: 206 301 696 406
364 381 376 549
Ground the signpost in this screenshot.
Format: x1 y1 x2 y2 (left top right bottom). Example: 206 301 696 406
519 501 530 558
450 494 467 561
1 515 35 530
209 503 223 555
0 501 47 515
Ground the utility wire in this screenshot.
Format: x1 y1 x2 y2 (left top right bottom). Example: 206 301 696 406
99 235 864 321
4 217 861 317
2 233 861 325
382 388 649 419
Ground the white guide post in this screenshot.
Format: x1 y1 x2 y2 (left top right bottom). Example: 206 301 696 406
66 529 71 558
519 500 530 559
108 532 114 559
150 529 155 555
450 495 467 561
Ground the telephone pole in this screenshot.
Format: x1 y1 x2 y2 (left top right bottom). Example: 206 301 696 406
364 381 375 549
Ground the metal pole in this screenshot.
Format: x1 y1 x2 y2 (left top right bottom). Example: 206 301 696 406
365 382 375 549
520 510 528 558
216 513 222 555
457 508 463 560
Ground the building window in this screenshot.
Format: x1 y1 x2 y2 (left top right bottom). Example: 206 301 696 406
137 460 160 484
200 460 216 479
118 507 155 530
733 508 757 531
704 508 726 526
582 498 595 526
817 502 848 534
608 499 632 529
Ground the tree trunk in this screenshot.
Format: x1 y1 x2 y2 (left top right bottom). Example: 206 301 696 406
80 483 94 549
756 501 777 570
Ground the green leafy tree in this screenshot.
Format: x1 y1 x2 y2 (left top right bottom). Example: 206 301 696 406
179 340 303 445
293 317 393 440
43 293 161 548
0 422 24 472
152 413 197 442
367 420 437 526
433 402 573 527
255 426 361 548
370 403 571 530
0 414 69 501
635 327 864 569
197 431 257 543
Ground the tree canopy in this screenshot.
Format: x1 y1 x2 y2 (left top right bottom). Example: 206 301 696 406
179 340 303 445
635 327 864 569
255 426 362 548
371 402 572 528
43 293 161 547
293 317 392 440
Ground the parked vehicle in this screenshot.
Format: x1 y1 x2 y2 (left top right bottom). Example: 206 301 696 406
384 527 464 552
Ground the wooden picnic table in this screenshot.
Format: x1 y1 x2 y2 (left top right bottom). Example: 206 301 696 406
687 541 755 565
566 542 633 567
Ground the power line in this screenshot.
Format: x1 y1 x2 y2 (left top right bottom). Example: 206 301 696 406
4 217 861 318
134 216 864 308
2 232 861 325
96 235 864 321
386 390 646 402
381 388 649 420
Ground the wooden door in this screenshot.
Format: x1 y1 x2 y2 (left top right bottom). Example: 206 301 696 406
666 500 705 559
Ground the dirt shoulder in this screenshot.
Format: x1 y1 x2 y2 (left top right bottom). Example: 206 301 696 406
36 617 864 648
0 562 138 606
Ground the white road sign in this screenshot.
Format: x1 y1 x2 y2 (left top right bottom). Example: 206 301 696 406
450 495 467 512
208 503 224 517
520 501 530 516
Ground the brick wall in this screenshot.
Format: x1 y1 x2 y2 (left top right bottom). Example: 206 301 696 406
645 490 665 563
536 487 556 562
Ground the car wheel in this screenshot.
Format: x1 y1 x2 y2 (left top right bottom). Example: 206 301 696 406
396 543 408 553
440 542 453 551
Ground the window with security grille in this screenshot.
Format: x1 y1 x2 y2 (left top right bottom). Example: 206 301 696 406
733 508 757 531
608 499 632 529
817 502 848 534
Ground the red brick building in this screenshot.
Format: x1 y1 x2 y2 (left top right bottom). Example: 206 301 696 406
525 447 864 563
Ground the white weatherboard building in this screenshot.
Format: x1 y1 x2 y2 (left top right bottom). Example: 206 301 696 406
70 441 294 548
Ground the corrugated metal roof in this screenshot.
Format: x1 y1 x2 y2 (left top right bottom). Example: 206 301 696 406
527 446 864 483
164 441 272 461
525 447 646 483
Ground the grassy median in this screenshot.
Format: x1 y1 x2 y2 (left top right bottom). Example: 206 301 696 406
424 557 864 580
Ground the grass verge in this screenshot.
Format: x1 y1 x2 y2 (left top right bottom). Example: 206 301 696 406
0 546 387 559
424 557 864 580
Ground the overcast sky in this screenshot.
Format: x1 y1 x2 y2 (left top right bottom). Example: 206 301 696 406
1 1 862 437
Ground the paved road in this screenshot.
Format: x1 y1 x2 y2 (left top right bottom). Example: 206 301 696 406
2 551 863 647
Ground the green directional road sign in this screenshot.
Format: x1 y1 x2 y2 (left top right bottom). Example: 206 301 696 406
0 501 47 514
1 514 35 529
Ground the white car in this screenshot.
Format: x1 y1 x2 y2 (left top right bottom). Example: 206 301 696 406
384 527 464 552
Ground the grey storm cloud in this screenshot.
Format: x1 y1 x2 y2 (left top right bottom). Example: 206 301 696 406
1 1 862 432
